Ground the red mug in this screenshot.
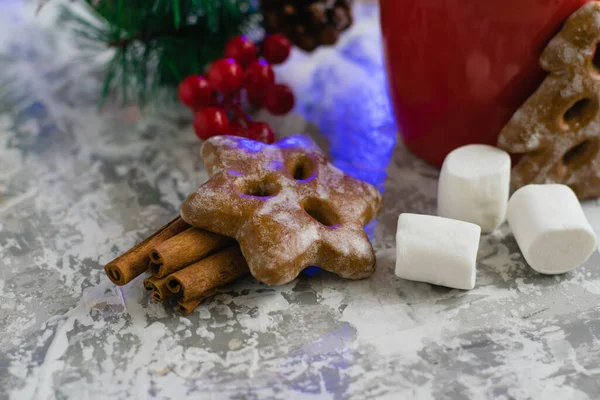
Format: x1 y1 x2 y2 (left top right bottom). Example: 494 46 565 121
381 0 592 167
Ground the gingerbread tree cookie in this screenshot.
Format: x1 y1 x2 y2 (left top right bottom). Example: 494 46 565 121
498 2 600 199
180 135 382 285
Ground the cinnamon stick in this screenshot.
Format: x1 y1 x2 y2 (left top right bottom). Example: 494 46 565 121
167 245 249 302
149 228 235 278
105 217 189 285
143 275 172 302
177 289 218 315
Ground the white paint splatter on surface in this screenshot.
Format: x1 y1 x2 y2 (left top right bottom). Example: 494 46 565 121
1 2 600 400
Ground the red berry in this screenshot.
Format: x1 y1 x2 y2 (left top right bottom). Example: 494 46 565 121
243 59 275 94
192 91 220 112
264 84 295 116
247 122 275 144
263 35 292 65
193 107 230 140
207 58 244 95
228 124 248 138
225 36 257 67
246 85 268 107
178 75 213 109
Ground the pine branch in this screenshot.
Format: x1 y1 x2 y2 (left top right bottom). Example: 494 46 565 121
106 24 213 48
59 0 261 106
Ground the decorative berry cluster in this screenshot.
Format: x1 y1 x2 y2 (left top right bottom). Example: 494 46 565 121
178 34 294 144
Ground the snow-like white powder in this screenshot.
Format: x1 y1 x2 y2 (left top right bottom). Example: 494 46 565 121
4 3 600 399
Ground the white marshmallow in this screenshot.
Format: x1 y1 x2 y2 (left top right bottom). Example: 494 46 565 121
395 213 481 290
438 144 511 233
507 184 597 275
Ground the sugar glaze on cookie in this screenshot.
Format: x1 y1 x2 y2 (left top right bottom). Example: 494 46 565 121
498 2 600 199
180 135 383 285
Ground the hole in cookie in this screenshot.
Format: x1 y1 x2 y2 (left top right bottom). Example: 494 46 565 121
240 179 280 198
563 139 598 167
303 198 341 227
563 98 597 130
593 43 600 73
291 156 315 181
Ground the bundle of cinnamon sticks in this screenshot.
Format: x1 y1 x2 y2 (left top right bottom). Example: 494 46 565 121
105 217 249 315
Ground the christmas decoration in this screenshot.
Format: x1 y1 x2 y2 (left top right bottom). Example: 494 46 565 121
207 59 244 95
264 84 295 116
243 60 275 94
55 0 349 106
59 0 259 105
260 0 353 52
246 122 275 143
224 36 258 67
177 76 214 109
193 108 230 141
498 2 600 200
177 35 294 143
262 34 292 64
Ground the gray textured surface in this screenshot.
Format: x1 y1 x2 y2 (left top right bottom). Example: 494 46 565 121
2 2 600 399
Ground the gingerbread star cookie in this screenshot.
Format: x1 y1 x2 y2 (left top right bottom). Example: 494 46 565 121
498 2 600 199
180 135 382 285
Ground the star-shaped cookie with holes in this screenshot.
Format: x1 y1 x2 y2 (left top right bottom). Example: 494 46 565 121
180 135 383 285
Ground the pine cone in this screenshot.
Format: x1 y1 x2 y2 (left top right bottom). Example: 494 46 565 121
261 0 353 52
